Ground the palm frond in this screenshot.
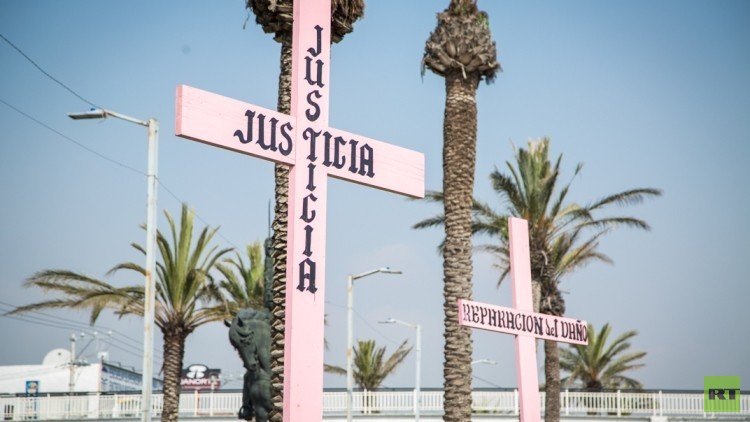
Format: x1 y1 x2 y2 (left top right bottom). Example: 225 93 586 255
561 323 646 390
587 188 662 211
324 364 347 375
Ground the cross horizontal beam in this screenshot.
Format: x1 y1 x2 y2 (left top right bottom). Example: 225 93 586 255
458 299 588 345
175 84 424 198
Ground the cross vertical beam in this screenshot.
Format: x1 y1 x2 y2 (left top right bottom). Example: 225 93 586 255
508 217 541 422
283 1 331 420
174 2 425 420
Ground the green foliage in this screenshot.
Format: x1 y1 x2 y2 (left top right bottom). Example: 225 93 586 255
215 242 265 316
414 138 661 290
560 323 647 390
326 339 412 390
10 203 232 333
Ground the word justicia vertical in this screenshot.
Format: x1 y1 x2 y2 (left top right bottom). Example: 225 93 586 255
297 24 325 294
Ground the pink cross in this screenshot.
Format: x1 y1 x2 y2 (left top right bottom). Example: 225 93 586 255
174 1 424 420
458 218 589 422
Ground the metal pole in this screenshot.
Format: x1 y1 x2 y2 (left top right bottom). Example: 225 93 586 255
140 118 159 422
415 324 421 421
346 274 354 422
69 334 76 393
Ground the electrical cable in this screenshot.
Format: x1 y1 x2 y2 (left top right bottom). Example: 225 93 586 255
325 300 400 346
0 98 144 176
0 300 145 348
1 31 244 250
0 98 243 251
472 374 503 389
156 180 241 250
0 306 163 361
0 33 100 109
101 338 162 367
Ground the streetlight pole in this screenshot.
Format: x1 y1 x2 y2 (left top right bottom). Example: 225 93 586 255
68 109 158 422
68 334 76 394
346 267 401 422
379 318 421 421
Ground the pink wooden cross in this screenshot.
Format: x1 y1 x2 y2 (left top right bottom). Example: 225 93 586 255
174 1 424 420
458 218 589 422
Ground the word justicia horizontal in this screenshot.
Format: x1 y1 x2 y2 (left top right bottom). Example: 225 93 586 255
232 114 376 178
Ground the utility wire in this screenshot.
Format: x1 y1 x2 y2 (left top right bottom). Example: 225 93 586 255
325 300 399 346
101 339 163 366
0 98 144 176
0 312 163 368
0 309 164 361
0 304 163 360
0 33 100 109
1 31 244 250
352 308 400 346
1 34 242 249
0 98 243 251
156 180 241 250
0 299 144 348
472 374 503 389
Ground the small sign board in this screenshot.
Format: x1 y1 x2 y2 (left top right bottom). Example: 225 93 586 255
25 380 39 395
458 299 588 345
181 364 221 391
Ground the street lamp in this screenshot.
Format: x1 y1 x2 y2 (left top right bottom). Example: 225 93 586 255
379 318 421 421
346 267 401 422
68 108 158 422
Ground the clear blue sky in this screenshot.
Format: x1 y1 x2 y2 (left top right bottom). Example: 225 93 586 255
1 0 748 391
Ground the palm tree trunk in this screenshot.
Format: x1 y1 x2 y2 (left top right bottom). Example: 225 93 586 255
544 340 561 422
269 39 292 422
441 72 478 422
160 327 187 422
541 284 565 422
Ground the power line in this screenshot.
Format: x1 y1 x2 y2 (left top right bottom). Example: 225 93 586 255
0 312 163 368
0 299 144 347
0 305 163 361
0 98 144 176
157 180 241 250
101 339 162 367
0 308 162 359
0 33 100 109
325 300 400 346
472 374 503 389
352 308 400 346
0 97 243 251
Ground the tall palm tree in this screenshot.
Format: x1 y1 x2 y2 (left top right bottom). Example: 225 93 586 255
9 204 231 422
325 339 412 390
560 323 646 391
214 242 265 316
414 139 660 422
422 1 499 419
243 2 365 419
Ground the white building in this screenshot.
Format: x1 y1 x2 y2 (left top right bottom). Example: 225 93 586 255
0 349 160 394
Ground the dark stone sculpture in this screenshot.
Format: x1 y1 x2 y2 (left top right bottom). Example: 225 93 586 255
227 308 273 421
225 237 275 421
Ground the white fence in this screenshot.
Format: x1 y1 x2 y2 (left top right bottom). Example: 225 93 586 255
1 390 747 420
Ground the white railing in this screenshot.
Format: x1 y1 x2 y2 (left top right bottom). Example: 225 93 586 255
1 390 747 420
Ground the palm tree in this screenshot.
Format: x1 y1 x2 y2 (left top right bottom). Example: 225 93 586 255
325 339 412 390
414 139 661 422
9 204 231 422
243 2 365 418
421 1 500 419
560 323 646 391
214 242 265 316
